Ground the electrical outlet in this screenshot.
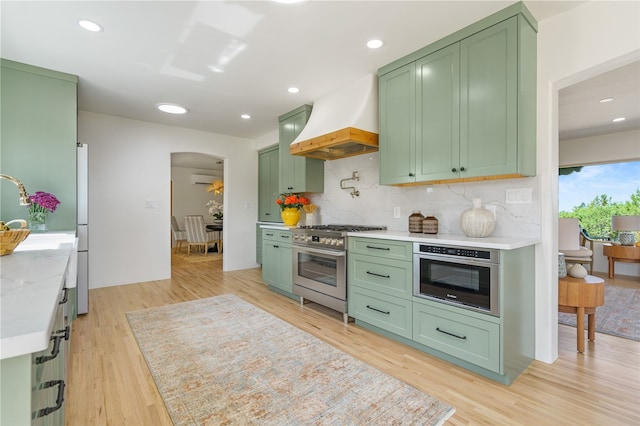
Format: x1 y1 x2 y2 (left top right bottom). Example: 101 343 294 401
393 207 401 218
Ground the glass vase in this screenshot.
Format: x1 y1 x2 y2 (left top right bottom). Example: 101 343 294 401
28 210 48 233
281 208 301 227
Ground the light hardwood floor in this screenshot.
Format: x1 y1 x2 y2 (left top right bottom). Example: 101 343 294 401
66 255 640 425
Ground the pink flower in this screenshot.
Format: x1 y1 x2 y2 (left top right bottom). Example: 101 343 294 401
29 191 61 212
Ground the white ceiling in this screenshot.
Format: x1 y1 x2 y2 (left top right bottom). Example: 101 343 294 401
2 0 637 169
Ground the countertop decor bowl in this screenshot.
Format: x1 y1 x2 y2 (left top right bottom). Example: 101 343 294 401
0 219 30 256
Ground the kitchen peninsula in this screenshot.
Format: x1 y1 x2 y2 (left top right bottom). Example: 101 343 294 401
1 232 78 425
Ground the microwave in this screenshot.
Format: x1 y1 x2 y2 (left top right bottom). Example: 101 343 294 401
413 243 500 316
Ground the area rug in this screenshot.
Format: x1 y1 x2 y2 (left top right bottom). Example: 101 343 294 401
127 294 455 425
173 251 222 263
558 285 640 341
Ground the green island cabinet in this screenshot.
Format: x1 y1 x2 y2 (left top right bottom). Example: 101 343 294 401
0 59 78 229
278 105 324 194
1 262 75 425
379 2 537 186
261 228 296 299
348 236 535 385
258 145 282 223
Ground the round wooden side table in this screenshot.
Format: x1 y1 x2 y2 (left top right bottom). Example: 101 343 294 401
602 243 640 279
558 275 605 353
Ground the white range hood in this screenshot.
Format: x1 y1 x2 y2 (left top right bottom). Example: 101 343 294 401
289 74 379 161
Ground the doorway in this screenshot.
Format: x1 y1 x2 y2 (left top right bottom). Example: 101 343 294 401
170 152 225 257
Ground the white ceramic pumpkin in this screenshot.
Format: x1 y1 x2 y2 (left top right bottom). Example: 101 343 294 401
567 263 588 278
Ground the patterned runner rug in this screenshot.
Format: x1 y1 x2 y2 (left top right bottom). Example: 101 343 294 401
558 284 640 341
127 294 455 425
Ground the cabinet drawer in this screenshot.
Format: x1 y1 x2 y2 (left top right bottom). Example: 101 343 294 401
349 287 412 339
413 302 500 372
349 253 412 299
262 229 291 242
349 237 412 261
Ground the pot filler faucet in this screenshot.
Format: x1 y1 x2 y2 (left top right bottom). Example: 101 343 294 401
0 174 31 205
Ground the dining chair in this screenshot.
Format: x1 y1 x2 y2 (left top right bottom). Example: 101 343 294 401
184 215 217 255
170 216 187 253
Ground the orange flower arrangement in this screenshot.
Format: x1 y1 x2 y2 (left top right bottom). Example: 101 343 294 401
276 193 310 210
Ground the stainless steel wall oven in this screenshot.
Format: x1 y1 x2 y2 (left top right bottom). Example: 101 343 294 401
413 243 500 316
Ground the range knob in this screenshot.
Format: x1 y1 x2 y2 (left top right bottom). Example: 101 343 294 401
336 239 344 247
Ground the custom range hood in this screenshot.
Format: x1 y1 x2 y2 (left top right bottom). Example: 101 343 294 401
289 74 378 161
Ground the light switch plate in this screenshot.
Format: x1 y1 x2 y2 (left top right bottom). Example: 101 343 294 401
393 207 401 218
506 188 532 204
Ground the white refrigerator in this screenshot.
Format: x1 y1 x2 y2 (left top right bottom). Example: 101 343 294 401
77 143 89 314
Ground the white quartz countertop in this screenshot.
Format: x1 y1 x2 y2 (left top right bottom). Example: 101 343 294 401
347 230 539 250
1 231 77 360
259 222 291 230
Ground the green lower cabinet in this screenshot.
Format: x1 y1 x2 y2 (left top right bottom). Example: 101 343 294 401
413 298 501 373
348 286 412 339
261 229 294 298
349 253 412 299
347 237 533 385
1 294 67 426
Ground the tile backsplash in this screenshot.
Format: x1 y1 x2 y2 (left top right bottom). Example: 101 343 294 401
306 152 541 238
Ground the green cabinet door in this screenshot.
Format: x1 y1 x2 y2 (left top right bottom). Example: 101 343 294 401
278 105 324 194
415 43 460 182
460 17 518 178
379 62 416 185
258 146 281 222
261 229 294 296
378 5 536 186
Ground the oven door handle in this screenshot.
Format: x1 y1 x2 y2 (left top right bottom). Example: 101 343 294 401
294 246 346 257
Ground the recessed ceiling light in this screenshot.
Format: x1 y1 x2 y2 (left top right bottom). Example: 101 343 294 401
366 39 384 49
599 97 614 103
157 104 188 114
288 87 300 94
78 19 103 32
241 114 251 119
612 117 626 122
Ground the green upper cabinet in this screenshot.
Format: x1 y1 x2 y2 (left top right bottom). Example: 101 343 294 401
258 146 281 222
379 3 536 186
278 105 324 194
379 63 416 185
0 59 78 229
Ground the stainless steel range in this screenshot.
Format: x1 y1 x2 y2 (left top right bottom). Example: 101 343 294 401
291 225 387 323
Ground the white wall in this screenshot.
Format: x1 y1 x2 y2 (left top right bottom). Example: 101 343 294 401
79 111 259 289
536 0 640 363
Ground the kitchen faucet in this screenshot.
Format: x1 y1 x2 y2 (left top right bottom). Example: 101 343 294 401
0 174 31 205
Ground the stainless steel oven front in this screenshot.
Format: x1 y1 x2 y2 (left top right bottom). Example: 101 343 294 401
292 245 346 315
413 243 500 316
